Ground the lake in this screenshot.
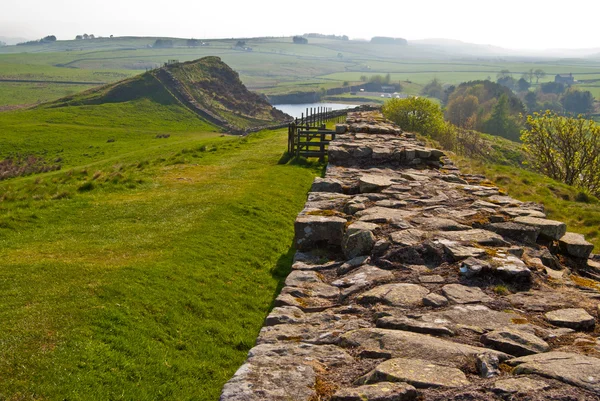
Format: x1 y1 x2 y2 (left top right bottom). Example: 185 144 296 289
273 103 358 119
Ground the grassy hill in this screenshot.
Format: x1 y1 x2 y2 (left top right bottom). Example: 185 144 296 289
0 59 321 400
46 56 290 132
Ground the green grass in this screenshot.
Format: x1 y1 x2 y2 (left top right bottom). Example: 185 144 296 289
0 103 322 400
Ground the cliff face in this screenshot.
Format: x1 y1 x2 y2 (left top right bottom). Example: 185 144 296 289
221 111 600 401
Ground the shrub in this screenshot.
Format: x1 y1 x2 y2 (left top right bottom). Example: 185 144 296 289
382 97 445 136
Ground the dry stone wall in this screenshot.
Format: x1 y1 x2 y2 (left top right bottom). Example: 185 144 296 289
220 111 600 401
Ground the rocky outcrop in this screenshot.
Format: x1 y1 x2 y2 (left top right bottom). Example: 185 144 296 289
220 111 600 400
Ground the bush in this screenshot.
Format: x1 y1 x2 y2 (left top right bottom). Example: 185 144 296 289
382 97 445 136
521 112 600 196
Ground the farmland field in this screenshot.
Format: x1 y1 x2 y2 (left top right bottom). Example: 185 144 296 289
4 36 600 106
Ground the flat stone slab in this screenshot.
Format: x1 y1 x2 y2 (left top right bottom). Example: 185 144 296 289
420 305 526 332
332 265 394 288
513 216 567 240
265 306 305 326
506 290 583 312
284 271 340 299
357 283 429 307
437 239 486 261
311 177 344 193
486 222 541 243
357 358 470 389
340 328 509 366
257 312 371 345
356 207 416 224
390 229 426 247
559 232 594 259
360 174 394 193
436 229 510 247
417 217 471 232
377 316 455 336
220 343 354 401
331 383 417 401
442 284 492 304
295 215 347 250
422 293 449 307
492 377 550 394
507 351 600 394
481 328 549 356
545 308 596 330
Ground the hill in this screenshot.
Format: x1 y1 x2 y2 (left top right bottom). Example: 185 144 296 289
47 56 290 132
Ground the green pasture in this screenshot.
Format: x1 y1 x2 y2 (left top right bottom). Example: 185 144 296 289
0 101 321 400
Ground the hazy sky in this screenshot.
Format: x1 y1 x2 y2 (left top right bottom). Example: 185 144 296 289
1 0 598 50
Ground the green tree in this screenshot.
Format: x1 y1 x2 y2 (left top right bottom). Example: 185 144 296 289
524 91 538 112
517 78 531 92
534 69 546 84
561 89 594 115
421 78 443 100
445 95 479 128
497 76 516 90
541 81 565 94
382 97 445 136
497 69 512 80
483 94 521 141
521 112 600 195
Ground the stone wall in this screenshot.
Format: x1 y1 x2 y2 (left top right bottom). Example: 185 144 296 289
220 111 600 400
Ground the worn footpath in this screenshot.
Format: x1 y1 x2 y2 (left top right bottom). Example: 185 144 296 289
221 111 600 400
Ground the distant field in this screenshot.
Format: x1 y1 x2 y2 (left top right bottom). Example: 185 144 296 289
0 100 321 400
3 36 600 106
0 82 98 105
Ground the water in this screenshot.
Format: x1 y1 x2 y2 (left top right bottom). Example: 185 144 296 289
273 103 358 119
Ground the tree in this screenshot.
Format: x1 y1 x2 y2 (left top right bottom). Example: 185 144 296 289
293 36 308 44
521 112 600 195
561 89 594 115
445 95 479 129
483 94 521 141
541 81 566 95
42 35 57 42
421 78 443 100
517 78 531 92
360 75 367 82
524 91 538 112
83 33 89 40
497 69 512 80
533 69 546 84
382 97 445 136
523 69 534 84
153 39 174 48
497 76 516 90
75 35 83 40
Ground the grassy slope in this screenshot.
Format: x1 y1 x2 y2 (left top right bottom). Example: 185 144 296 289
0 103 321 400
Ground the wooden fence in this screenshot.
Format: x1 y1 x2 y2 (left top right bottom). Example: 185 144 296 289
287 107 348 160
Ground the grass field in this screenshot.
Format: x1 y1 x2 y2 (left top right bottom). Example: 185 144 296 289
3 36 600 106
0 101 322 400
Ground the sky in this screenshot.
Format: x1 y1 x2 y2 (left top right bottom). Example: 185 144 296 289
1 0 598 50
